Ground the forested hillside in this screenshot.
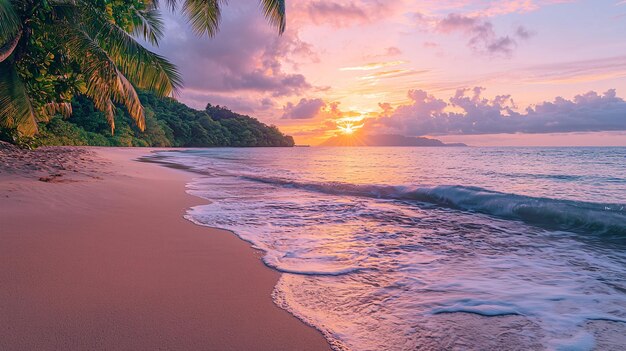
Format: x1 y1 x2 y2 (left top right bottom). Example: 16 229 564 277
0 92 294 148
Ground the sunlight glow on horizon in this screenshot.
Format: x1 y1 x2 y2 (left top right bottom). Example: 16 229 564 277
158 0 626 146
337 122 364 135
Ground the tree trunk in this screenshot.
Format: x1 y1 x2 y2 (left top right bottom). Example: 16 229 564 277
0 30 22 63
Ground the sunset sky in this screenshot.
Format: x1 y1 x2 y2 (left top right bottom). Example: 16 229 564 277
156 0 626 146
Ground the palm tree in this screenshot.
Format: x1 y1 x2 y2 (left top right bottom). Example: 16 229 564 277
0 0 286 137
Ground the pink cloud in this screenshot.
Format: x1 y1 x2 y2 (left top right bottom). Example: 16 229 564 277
282 98 326 119
433 13 533 56
290 0 400 27
385 46 403 56
367 88 626 135
158 1 317 103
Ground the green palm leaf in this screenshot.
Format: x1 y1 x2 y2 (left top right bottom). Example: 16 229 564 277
62 27 146 133
39 102 73 121
0 0 22 62
260 0 286 34
154 0 286 36
1 0 287 138
0 61 38 136
182 0 224 37
130 5 165 46
0 0 20 44
113 71 146 131
55 1 182 97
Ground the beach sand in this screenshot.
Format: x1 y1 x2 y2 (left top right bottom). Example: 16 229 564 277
0 146 330 350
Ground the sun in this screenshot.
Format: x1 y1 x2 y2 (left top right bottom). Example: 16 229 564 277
338 121 364 135
339 124 356 135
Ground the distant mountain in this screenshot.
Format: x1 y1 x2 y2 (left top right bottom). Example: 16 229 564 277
319 134 467 147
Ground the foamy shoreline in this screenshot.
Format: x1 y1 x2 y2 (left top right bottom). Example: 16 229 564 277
156 147 626 351
0 146 329 350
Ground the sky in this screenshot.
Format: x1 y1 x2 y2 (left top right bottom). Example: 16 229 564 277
155 0 626 146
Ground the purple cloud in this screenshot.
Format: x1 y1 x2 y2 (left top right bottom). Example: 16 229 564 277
431 14 532 57
369 88 626 135
515 26 534 39
306 2 368 24
157 1 314 102
282 98 326 119
293 1 398 27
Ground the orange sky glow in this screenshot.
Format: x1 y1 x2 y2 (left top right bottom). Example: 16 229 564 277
157 0 626 146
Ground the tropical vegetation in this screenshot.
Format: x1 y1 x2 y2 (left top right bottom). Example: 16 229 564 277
0 90 295 147
0 0 286 139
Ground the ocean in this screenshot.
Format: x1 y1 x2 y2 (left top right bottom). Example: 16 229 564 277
152 147 626 350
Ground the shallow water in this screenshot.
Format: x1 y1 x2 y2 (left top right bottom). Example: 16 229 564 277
155 147 626 350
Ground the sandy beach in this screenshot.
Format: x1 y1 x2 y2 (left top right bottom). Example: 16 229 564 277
0 146 329 350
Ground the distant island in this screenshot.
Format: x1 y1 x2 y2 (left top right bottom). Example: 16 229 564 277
320 134 467 147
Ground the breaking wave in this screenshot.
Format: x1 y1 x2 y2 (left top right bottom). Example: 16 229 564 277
242 176 626 237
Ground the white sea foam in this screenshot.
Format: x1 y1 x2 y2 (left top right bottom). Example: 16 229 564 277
151 147 626 350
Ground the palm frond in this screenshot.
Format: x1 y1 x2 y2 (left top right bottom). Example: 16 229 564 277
113 47 181 98
156 0 285 36
38 102 73 122
181 0 224 37
52 1 183 133
260 0 286 34
0 0 21 44
97 24 182 97
53 0 182 97
0 29 21 63
113 71 145 130
62 28 146 133
104 98 115 133
151 0 178 12
0 0 22 63
0 61 38 136
130 5 165 46
70 1 182 96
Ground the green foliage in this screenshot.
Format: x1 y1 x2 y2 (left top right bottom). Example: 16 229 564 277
0 0 181 136
34 117 89 146
0 126 37 149
0 0 287 137
11 91 294 148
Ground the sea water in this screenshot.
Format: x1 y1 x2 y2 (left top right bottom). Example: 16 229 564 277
152 147 626 351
